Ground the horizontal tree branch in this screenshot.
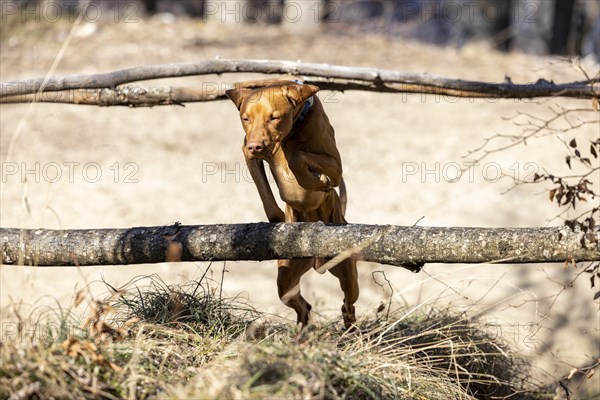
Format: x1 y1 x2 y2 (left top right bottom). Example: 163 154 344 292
1 223 598 269
1 78 565 107
0 86 222 107
1 60 598 105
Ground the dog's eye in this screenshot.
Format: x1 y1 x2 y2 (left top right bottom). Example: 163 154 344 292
270 116 280 121
242 116 250 123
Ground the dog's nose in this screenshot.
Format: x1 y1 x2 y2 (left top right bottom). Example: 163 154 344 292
246 140 265 154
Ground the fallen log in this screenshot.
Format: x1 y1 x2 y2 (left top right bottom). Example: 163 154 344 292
1 223 598 269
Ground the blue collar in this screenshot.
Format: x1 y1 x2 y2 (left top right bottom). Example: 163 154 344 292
295 96 314 125
292 79 314 126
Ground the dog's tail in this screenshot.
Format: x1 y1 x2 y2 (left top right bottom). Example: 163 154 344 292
338 177 347 217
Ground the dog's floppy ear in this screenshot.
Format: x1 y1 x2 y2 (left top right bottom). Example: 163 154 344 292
225 87 253 110
282 84 320 108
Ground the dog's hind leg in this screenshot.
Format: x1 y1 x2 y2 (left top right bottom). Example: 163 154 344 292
328 258 359 330
277 258 314 328
320 190 359 329
277 205 314 329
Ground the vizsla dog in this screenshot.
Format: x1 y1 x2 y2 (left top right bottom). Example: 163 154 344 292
226 79 359 330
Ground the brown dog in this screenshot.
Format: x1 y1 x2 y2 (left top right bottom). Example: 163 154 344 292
226 79 359 330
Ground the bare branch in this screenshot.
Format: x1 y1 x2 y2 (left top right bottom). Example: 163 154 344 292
1 59 599 105
463 107 599 167
1 223 598 267
0 86 222 107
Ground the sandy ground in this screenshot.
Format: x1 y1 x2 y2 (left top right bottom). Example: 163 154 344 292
1 15 599 392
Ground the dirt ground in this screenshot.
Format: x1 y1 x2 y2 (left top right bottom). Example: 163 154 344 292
1 14 599 393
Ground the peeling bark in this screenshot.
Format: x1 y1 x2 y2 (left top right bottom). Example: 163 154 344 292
1 59 598 105
0 86 221 107
1 223 598 268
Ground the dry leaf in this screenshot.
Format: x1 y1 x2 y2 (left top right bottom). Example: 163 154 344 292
124 317 141 327
74 289 86 307
586 369 595 379
109 361 123 373
82 316 93 329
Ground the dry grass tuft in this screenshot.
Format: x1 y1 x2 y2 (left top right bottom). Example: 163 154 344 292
109 272 261 336
1 276 551 400
170 309 549 400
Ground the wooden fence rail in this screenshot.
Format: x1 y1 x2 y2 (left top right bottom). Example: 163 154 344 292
1 223 598 268
1 59 598 107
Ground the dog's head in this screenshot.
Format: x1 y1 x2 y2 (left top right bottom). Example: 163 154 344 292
226 82 319 159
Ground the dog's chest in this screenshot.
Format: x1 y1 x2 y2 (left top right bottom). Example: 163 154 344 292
267 161 324 211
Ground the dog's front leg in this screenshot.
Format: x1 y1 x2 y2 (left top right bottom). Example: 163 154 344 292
246 157 285 222
290 151 342 191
